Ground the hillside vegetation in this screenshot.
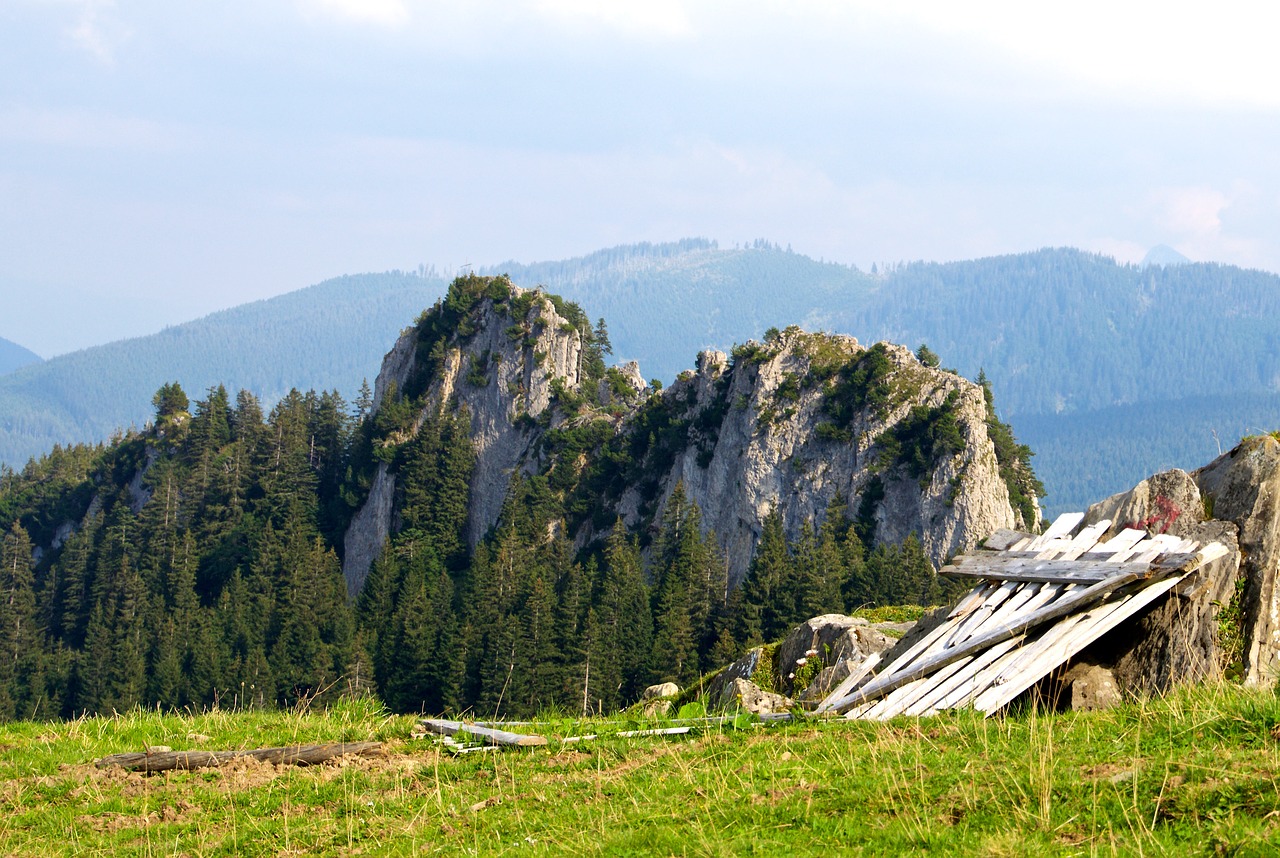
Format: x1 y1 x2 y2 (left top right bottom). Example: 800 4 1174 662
1 277 1013 721
6 241 1280 512
0 336 41 376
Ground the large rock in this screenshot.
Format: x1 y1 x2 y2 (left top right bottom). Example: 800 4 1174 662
1195 436 1280 686
705 648 763 712
1085 520 1241 693
774 614 897 696
614 332 1030 583
1061 663 1121 711
1084 468 1204 538
727 679 792 716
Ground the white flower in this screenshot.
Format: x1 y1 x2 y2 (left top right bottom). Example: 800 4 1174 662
795 657 808 666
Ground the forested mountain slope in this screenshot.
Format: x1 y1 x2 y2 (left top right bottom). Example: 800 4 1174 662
0 276 1035 720
0 337 41 376
0 272 446 468
6 241 1279 513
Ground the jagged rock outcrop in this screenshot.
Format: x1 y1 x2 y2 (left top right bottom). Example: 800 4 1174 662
1193 436 1280 686
613 330 1028 583
342 279 587 592
774 614 896 697
342 281 1038 595
1083 462 1254 690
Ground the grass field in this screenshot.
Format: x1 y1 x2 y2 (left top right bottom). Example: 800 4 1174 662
2 686 1279 856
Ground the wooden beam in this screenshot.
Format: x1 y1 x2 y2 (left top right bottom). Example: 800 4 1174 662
418 718 548 747
96 742 383 773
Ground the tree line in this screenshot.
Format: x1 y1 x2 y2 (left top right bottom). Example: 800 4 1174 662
0 382 955 721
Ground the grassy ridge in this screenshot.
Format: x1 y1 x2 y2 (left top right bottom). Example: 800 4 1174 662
2 687 1280 855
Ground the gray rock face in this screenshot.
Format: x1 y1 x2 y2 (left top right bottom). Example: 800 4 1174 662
727 678 792 716
342 462 397 597
342 284 586 593
1194 436 1280 686
616 331 1025 584
775 614 896 696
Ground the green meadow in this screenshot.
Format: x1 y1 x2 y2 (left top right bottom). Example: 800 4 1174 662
2 686 1279 856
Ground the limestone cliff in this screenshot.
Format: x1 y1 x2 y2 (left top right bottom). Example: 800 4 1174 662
342 276 588 594
609 329 1027 584
342 281 1038 595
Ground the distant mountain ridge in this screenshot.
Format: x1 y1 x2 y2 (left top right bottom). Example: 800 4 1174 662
0 337 41 376
4 240 1280 516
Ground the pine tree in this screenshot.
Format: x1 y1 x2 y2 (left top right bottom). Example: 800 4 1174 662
0 522 40 719
738 508 790 645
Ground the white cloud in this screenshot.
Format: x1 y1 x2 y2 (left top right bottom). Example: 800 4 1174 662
63 0 129 65
297 0 411 27
1152 186 1229 239
850 0 1280 109
531 0 694 39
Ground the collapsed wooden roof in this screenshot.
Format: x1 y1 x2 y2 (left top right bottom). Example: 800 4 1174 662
817 512 1229 720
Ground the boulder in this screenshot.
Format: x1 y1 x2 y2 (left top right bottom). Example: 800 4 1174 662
705 648 763 712
1083 472 1244 693
727 679 792 716
1061 663 1121 711
642 682 679 700
1104 521 1240 693
640 682 680 717
775 614 898 696
1084 468 1203 538
1195 436 1280 686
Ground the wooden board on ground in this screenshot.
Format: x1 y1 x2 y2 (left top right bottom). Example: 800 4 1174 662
418 718 548 747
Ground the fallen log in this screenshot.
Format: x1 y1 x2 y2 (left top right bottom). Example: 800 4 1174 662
96 742 383 773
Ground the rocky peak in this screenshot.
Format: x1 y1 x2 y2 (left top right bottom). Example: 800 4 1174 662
612 328 1025 583
344 283 1039 596
342 276 592 593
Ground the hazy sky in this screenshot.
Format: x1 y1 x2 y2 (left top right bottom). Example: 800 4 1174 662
3 0 1278 357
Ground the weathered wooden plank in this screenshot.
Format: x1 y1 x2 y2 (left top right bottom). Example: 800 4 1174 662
943 581 1022 647
933 639 1030 710
1077 527 1150 560
1054 520 1113 561
940 553 1179 584
617 727 692 737
901 636 1026 717
830 567 1152 714
418 719 548 747
948 581 999 618
982 529 1031 551
941 566 1114 585
815 652 882 713
1026 512 1085 550
872 647 990 719
973 574 1189 715
96 742 383 773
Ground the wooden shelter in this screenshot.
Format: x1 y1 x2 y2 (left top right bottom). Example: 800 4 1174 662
818 513 1229 719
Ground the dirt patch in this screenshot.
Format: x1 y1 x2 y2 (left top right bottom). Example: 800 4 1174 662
599 747 675 781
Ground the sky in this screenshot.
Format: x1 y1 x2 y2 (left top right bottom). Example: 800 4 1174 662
3 0 1279 358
